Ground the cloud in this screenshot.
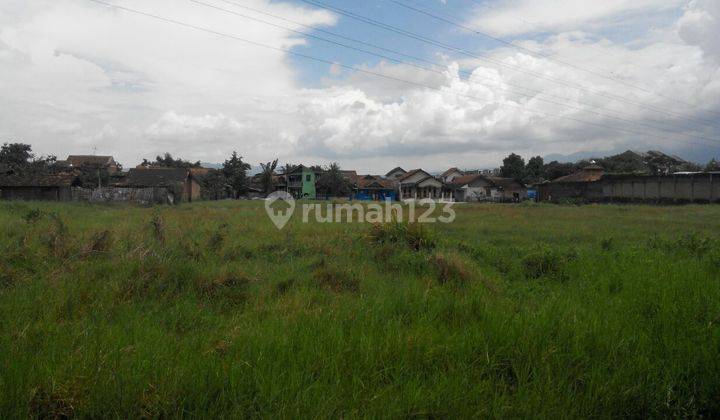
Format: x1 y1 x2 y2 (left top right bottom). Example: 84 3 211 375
466 0 683 37
0 0 719 173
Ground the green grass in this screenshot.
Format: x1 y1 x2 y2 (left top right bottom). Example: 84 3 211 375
1 200 719 418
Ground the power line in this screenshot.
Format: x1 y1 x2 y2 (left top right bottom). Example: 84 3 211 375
296 0 720 129
193 0 720 144
391 0 719 118
85 0 720 150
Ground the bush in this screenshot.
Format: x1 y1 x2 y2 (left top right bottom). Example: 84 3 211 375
522 247 572 280
368 222 436 251
312 260 359 293
428 252 472 285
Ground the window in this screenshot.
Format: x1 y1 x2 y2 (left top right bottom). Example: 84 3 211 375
306 174 311 182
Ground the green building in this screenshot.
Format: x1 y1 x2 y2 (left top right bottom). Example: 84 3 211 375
286 165 321 199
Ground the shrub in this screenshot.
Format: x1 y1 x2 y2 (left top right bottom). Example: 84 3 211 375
312 260 359 293
82 230 112 256
22 208 44 224
196 270 252 304
150 213 165 243
522 247 570 280
600 237 613 251
428 252 472 285
368 222 436 251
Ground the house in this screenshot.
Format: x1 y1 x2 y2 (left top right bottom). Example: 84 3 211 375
0 172 80 201
115 167 200 203
440 167 464 183
66 155 120 173
385 167 407 181
451 174 527 202
354 175 397 201
538 165 604 202
398 169 453 201
285 165 322 199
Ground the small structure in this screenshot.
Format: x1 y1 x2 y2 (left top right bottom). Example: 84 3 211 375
66 155 121 173
451 174 527 202
538 165 605 202
354 175 397 201
0 172 80 201
398 169 453 201
115 168 200 203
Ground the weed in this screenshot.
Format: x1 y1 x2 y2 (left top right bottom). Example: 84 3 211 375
150 213 165 243
369 222 436 251
428 252 472 285
600 237 614 251
82 230 112 256
29 383 80 419
22 208 44 224
522 247 570 280
313 260 359 293
197 271 252 304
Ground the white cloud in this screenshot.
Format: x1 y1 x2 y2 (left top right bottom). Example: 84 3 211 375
467 0 683 37
0 0 719 173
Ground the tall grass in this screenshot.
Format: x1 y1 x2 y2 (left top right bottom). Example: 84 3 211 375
0 201 719 417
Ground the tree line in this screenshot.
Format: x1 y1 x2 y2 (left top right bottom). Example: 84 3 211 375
0 143 354 199
499 151 720 185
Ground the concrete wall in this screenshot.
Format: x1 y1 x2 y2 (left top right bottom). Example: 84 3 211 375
602 174 719 203
540 174 720 203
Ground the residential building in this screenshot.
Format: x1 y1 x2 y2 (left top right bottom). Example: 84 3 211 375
285 165 321 199
115 167 201 203
354 175 397 201
0 172 80 201
538 165 604 202
385 167 407 181
398 169 453 201
451 174 527 202
66 155 120 173
440 167 464 183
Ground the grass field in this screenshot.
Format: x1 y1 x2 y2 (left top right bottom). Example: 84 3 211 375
1 200 719 418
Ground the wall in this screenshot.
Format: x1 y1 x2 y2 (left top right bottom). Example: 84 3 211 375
602 174 719 203
71 187 174 205
539 174 720 203
301 168 316 199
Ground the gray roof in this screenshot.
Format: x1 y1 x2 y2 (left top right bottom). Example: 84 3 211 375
0 172 79 187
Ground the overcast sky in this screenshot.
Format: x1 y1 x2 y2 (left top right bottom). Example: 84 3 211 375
1 0 719 173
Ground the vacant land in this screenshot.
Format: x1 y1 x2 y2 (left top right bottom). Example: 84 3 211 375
0 201 719 417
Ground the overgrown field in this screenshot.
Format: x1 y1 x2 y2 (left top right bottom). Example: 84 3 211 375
1 201 719 417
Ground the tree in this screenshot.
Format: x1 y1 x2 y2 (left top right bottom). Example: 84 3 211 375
542 161 576 181
142 153 201 168
316 162 351 197
222 152 251 198
524 156 544 184
200 170 229 200
259 159 279 194
77 162 110 188
0 143 34 167
500 153 525 181
706 158 720 172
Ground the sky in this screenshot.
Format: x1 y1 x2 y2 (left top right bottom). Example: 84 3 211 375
1 0 719 173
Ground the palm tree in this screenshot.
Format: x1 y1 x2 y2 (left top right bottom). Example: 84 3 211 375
260 159 279 195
